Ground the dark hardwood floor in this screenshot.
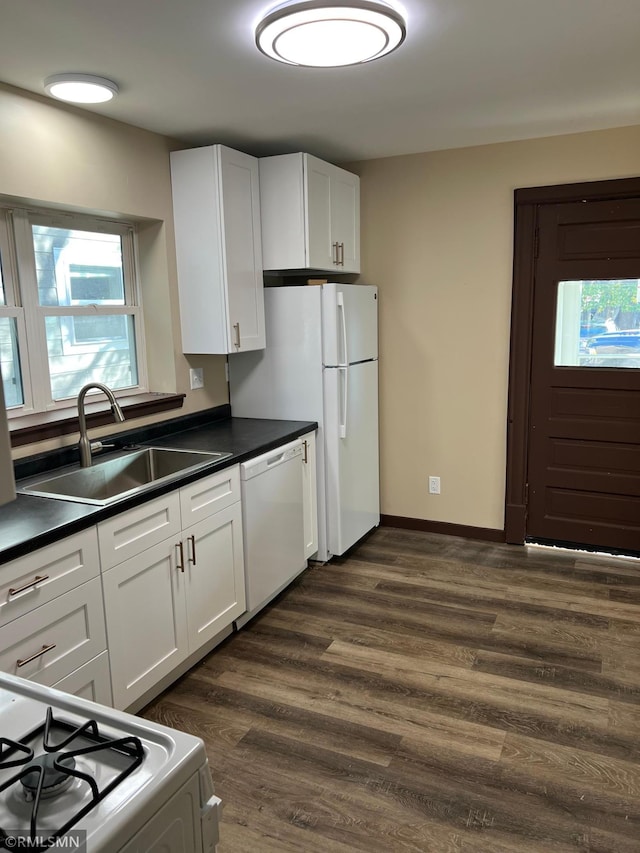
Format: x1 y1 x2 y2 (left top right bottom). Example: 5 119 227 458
141 526 640 852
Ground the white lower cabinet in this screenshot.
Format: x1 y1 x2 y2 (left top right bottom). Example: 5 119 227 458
101 466 246 709
102 538 188 710
0 577 107 687
184 503 245 651
53 651 112 705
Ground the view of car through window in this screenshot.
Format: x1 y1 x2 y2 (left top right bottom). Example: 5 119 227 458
556 279 640 368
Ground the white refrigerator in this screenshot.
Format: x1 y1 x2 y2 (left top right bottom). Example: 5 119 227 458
229 283 379 561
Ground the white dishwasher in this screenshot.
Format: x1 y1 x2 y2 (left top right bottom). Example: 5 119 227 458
235 439 306 629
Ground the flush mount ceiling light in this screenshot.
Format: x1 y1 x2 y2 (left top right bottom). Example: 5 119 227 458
255 0 406 67
44 74 119 104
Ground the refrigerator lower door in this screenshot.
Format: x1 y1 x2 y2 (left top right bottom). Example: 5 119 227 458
323 359 379 556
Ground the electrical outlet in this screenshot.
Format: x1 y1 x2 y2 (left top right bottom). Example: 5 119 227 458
189 367 204 390
428 476 441 495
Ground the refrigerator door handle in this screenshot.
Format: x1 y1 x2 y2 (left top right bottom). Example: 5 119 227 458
337 292 349 367
338 365 349 438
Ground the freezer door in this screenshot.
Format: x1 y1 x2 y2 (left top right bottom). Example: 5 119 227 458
322 284 378 366
324 359 379 556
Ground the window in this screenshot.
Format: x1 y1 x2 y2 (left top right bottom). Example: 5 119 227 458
0 207 145 415
554 279 640 369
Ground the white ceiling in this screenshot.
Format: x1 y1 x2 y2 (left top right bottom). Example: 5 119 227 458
2 0 640 163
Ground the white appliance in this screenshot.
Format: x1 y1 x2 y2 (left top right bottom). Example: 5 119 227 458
0 672 221 852
229 283 379 561
0 374 16 506
236 439 305 628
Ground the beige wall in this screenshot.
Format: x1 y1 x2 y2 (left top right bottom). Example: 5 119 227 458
0 83 228 458
348 125 640 531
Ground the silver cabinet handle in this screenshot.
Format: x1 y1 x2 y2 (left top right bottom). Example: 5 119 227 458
17 643 56 668
188 534 197 566
233 322 241 349
303 439 308 464
332 242 339 265
176 541 185 573
9 575 48 597
339 242 345 266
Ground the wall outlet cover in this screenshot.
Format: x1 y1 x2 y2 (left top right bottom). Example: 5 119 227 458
189 367 204 390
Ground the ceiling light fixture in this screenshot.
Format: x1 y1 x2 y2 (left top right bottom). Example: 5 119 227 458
44 74 119 104
255 0 406 67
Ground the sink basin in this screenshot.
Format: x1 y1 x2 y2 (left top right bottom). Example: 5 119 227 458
19 447 231 506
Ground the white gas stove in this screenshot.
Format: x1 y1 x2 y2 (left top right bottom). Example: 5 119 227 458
0 673 221 852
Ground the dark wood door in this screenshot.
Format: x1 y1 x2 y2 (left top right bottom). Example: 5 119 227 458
527 198 640 553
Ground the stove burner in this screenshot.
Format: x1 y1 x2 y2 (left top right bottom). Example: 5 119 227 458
20 753 77 801
0 707 144 848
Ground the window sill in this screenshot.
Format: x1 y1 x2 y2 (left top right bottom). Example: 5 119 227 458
9 393 186 448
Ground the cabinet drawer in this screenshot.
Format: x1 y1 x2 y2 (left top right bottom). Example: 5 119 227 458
0 528 99 627
180 465 240 526
0 577 107 687
98 491 181 571
53 651 112 707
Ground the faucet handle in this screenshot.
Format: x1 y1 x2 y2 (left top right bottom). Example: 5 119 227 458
90 441 116 455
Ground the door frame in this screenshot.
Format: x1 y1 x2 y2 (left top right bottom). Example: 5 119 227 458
505 175 640 544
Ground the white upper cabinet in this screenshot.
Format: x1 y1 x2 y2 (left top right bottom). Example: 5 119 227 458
170 145 266 354
259 153 360 274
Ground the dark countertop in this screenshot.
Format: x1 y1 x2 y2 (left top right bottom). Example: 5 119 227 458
1 417 316 566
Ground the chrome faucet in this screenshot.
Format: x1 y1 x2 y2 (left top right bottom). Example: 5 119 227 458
77 383 125 467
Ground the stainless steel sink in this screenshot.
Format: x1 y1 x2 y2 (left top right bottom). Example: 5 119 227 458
18 447 231 506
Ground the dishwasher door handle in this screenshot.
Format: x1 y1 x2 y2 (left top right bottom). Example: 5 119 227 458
267 452 285 466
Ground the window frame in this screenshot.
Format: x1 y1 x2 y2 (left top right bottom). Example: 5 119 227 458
0 205 148 418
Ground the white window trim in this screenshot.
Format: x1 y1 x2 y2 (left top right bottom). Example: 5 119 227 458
0 205 148 418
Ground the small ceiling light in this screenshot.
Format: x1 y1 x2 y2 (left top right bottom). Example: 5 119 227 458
255 0 406 67
44 74 119 104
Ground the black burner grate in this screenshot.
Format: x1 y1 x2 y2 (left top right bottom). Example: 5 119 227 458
0 707 144 851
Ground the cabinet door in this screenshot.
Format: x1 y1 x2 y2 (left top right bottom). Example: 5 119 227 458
306 155 335 270
102 539 188 710
301 432 318 559
183 503 245 653
219 146 266 352
171 145 265 354
53 651 112 706
0 577 106 687
331 167 360 273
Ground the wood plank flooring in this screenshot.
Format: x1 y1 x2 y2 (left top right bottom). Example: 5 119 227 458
141 527 640 852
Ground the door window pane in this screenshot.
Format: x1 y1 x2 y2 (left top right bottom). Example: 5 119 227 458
555 279 640 368
32 225 125 307
45 315 138 400
0 317 24 407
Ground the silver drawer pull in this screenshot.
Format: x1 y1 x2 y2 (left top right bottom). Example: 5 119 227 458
9 575 49 597
17 643 57 668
